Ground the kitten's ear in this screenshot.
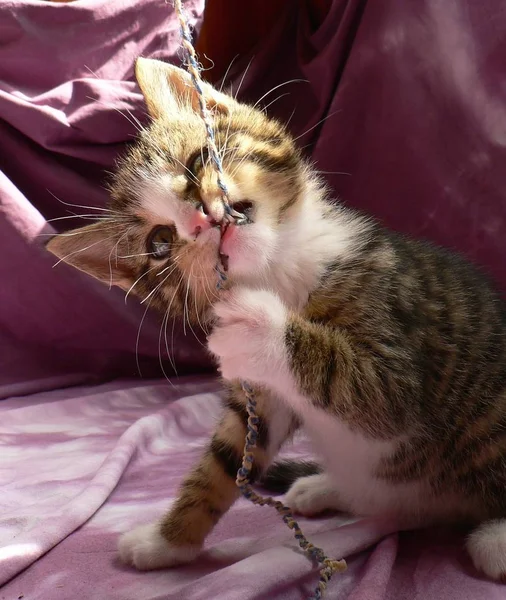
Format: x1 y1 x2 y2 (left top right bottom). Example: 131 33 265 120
135 57 234 119
45 223 134 291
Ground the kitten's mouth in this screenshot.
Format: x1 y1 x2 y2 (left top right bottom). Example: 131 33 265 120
219 252 229 272
218 221 231 272
218 207 252 272
217 211 251 272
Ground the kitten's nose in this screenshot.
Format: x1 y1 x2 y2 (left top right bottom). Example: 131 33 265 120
197 200 224 226
201 194 227 221
190 200 225 238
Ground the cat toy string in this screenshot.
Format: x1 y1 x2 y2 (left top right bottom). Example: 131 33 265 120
172 2 347 597
172 0 241 220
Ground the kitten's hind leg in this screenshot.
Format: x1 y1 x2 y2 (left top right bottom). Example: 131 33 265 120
467 520 506 580
119 385 296 570
285 473 344 517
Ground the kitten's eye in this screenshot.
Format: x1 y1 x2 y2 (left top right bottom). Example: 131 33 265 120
232 200 254 216
187 148 209 179
147 226 174 260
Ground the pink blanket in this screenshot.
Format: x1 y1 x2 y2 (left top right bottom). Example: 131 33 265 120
2 0 506 598
3 378 504 600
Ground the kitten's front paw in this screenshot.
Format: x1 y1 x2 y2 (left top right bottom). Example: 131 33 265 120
118 523 200 570
285 474 343 517
207 288 288 384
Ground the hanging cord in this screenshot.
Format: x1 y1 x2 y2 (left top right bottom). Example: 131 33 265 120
235 383 347 600
172 2 347 596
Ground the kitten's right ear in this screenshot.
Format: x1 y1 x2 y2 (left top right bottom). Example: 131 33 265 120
135 57 234 119
45 222 134 291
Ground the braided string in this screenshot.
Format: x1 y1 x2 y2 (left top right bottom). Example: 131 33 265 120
237 383 347 600
173 2 346 596
173 0 239 216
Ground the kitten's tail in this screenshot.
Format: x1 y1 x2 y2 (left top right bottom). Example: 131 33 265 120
260 460 322 493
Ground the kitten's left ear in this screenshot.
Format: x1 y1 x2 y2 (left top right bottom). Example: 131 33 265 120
135 57 234 119
45 222 135 291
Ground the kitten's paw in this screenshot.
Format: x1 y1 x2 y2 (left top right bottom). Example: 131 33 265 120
285 474 342 517
207 288 287 384
118 523 200 570
467 520 506 580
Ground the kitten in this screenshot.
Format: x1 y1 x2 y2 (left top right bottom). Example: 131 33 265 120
46 57 506 580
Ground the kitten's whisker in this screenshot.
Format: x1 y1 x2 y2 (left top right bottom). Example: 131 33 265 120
218 112 240 169
162 309 178 376
260 92 290 113
84 66 148 132
37 228 117 238
192 284 206 335
45 214 121 224
157 249 191 277
234 56 254 100
140 270 174 304
171 156 200 187
118 251 155 259
253 79 308 109
46 190 113 213
68 211 101 219
156 263 181 282
105 104 143 133
314 170 352 177
227 145 251 172
230 148 258 178
52 234 117 267
135 296 154 378
194 264 213 335
123 107 144 132
293 110 341 143
180 267 200 343
168 271 186 335
164 274 186 375
125 263 160 303
170 305 178 369
86 95 144 133
203 269 218 308
163 286 182 375
218 54 239 93
219 146 240 161
157 307 176 388
108 226 133 289
182 272 189 337
202 145 213 173
184 262 206 347
285 106 297 129
84 65 100 79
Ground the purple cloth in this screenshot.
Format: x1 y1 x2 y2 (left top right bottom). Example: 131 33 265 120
0 378 396 598
2 0 506 598
0 0 208 398
1 378 504 600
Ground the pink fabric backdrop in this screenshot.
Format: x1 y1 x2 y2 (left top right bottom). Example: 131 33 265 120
1 0 506 598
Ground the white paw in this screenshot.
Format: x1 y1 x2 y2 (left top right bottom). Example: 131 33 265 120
118 523 200 571
285 474 342 517
467 520 506 580
207 288 288 384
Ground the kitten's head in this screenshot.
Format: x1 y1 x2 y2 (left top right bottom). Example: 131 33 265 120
46 58 306 320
